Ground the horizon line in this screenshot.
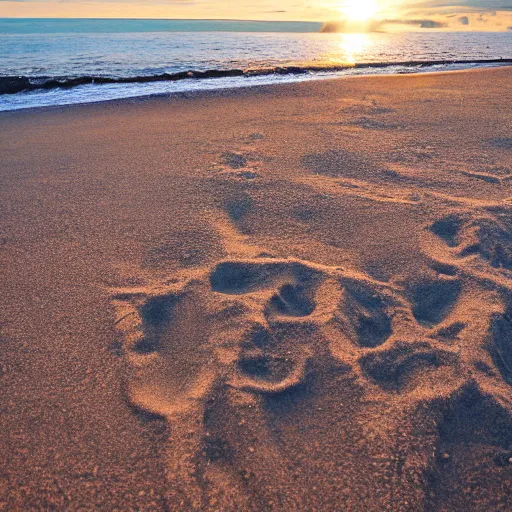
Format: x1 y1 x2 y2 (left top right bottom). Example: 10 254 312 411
0 17 323 23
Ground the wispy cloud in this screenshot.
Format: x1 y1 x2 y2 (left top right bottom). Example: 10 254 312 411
0 0 511 31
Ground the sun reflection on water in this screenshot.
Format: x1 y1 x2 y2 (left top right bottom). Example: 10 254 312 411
339 33 371 65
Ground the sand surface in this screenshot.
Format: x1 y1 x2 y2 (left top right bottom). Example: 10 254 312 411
1 67 511 511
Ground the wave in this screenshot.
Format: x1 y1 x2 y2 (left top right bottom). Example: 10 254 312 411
2 58 512 95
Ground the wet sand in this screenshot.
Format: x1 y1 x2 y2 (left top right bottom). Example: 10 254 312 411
1 67 511 511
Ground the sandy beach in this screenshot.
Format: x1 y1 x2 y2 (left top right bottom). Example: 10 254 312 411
1 67 511 511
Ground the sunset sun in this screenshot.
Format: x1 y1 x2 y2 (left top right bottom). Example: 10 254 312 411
341 0 379 22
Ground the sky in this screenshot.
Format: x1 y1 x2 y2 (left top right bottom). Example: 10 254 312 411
0 0 511 31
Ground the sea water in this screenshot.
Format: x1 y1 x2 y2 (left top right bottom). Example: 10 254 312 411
1 18 511 111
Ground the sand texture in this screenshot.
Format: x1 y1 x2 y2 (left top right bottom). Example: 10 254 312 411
1 67 511 511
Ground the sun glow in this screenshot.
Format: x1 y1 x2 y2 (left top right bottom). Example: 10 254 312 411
341 0 379 22
340 33 370 64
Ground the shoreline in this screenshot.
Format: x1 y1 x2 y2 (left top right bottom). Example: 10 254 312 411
4 58 512 93
1 61 511 114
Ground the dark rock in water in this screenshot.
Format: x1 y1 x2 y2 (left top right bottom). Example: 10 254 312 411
0 76 31 95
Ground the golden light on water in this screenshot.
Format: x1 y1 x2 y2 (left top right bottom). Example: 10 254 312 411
340 33 370 64
341 0 379 22
319 32 372 67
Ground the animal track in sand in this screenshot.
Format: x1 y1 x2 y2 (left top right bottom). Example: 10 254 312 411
422 208 512 394
114 157 511 505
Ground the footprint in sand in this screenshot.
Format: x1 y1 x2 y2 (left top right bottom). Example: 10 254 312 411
359 341 458 393
428 210 512 271
487 302 512 386
489 137 512 150
209 150 262 182
345 273 465 396
408 276 462 327
113 255 477 412
112 256 351 509
221 151 248 169
113 257 343 418
421 209 512 394
112 248 512 509
424 384 512 510
348 117 404 131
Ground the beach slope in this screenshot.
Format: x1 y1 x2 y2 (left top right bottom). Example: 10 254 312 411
1 67 511 511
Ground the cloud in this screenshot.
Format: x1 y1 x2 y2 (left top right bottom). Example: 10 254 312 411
385 18 448 28
1 0 512 29
320 17 454 32
404 0 512 11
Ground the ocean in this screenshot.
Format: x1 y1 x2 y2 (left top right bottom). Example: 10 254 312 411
1 18 511 111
